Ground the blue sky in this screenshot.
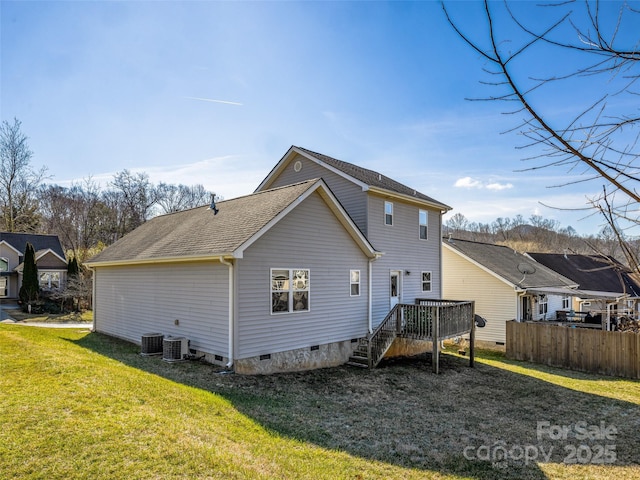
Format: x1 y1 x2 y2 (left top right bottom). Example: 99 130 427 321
2 1 635 235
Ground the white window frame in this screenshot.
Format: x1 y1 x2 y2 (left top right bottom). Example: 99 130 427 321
419 210 428 240
384 201 393 226
421 271 432 292
538 294 548 316
350 270 360 297
39 271 61 290
270 268 310 314
562 294 570 310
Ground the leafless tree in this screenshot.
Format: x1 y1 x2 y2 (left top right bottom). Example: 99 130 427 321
154 182 212 214
443 0 640 269
0 118 47 232
109 170 157 239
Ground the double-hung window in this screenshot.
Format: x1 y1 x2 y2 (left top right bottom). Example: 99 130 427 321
419 210 428 240
384 201 393 226
538 294 548 316
350 270 360 296
421 271 432 292
271 269 309 314
562 294 570 309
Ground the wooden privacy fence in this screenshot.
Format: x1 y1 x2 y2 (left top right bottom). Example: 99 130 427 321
506 321 640 379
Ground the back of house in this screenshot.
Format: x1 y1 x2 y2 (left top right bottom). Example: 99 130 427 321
256 146 452 327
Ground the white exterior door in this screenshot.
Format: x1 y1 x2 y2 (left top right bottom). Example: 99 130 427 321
390 271 401 309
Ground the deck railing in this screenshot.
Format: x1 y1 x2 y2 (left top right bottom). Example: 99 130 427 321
367 300 475 371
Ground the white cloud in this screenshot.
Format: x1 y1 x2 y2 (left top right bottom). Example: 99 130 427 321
486 182 513 191
454 176 482 188
454 176 513 191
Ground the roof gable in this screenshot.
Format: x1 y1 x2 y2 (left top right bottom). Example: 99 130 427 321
0 232 66 260
528 252 640 296
257 146 451 211
444 238 576 289
87 179 379 266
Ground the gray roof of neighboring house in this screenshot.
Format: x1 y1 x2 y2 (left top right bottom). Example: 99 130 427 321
87 179 376 265
260 146 451 210
444 237 577 289
0 232 66 260
528 252 640 296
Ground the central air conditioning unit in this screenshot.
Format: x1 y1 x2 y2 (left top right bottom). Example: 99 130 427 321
162 336 189 362
140 333 164 356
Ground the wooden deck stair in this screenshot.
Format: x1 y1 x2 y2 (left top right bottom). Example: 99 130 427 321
346 300 476 373
346 339 370 368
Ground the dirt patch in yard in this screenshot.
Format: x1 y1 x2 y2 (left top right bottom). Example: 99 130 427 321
76 334 640 479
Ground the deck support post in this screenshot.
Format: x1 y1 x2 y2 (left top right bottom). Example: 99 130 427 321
469 303 476 368
433 306 440 374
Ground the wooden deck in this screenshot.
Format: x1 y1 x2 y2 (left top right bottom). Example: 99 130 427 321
348 299 476 373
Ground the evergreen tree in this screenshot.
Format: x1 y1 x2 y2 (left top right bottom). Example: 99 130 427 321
67 256 79 278
19 242 39 306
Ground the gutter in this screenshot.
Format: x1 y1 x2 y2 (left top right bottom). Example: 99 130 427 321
219 256 235 369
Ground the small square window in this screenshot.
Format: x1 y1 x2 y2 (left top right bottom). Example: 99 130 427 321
350 270 360 296
384 201 393 226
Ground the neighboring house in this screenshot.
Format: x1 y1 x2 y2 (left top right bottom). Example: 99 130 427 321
442 237 578 347
87 146 456 373
527 252 640 326
0 232 68 300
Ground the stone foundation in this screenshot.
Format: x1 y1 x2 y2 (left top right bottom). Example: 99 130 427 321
234 339 357 375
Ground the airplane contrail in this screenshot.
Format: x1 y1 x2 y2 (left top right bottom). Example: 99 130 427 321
184 96 243 106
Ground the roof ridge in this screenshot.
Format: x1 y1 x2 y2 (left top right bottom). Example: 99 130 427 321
147 179 321 221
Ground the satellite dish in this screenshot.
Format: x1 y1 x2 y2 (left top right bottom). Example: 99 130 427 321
474 314 487 328
517 263 536 275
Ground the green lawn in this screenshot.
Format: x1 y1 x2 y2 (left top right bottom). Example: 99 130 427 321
1 325 639 479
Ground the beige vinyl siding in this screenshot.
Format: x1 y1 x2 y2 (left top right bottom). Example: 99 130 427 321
94 261 229 356
265 153 368 235
235 191 369 359
367 194 443 326
443 246 516 344
35 251 66 269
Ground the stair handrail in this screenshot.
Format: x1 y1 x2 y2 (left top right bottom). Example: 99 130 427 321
367 304 401 368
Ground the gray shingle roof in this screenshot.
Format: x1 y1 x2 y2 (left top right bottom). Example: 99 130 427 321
294 146 450 209
0 232 66 260
528 252 640 296
88 180 321 265
445 238 576 289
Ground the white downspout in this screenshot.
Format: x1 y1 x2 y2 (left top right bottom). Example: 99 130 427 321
368 258 374 334
219 257 234 369
89 266 96 332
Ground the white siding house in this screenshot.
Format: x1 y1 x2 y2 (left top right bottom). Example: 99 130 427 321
89 146 455 373
256 146 451 328
87 179 379 374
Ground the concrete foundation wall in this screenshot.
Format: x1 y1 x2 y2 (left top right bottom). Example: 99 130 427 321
384 337 434 358
234 339 357 374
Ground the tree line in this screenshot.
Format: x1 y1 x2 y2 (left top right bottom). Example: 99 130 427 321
445 212 640 268
1 118 215 262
